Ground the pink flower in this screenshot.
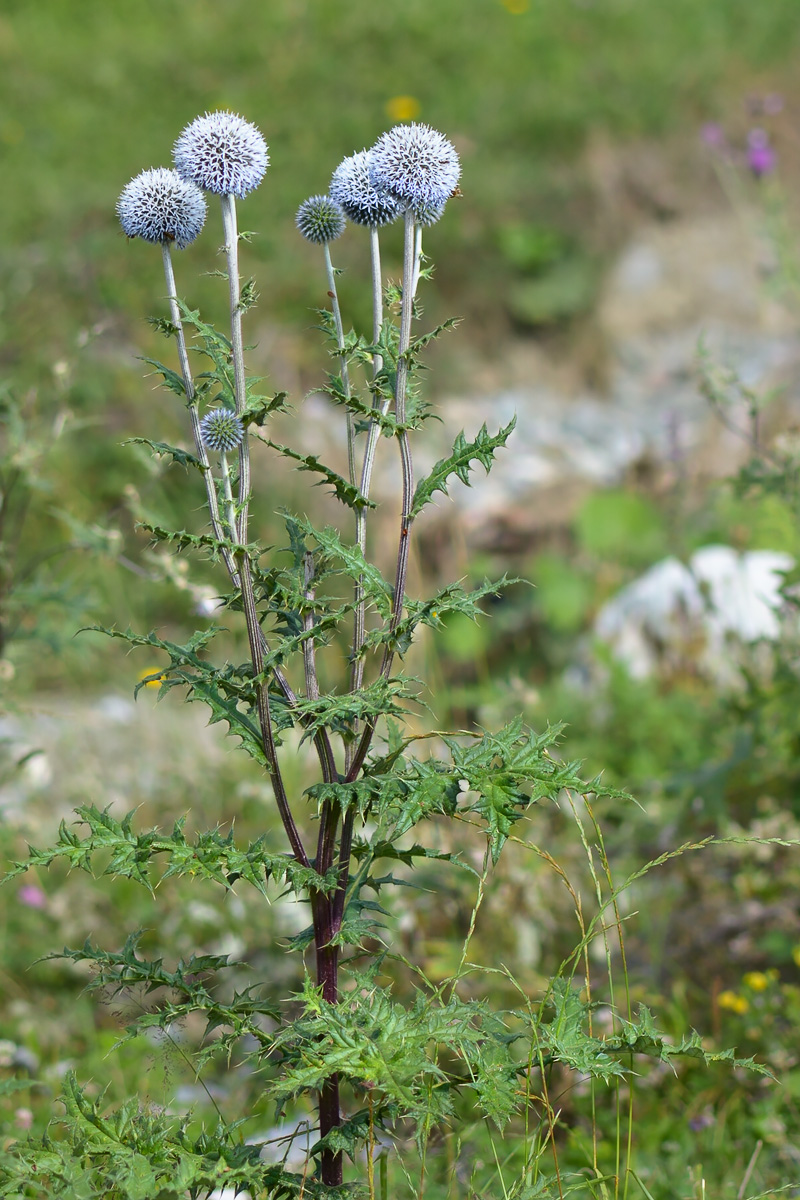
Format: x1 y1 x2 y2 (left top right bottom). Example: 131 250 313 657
747 128 776 178
18 885 47 910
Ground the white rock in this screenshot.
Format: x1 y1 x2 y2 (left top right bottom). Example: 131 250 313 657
594 545 794 684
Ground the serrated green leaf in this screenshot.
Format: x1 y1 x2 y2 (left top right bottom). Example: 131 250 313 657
411 418 516 518
123 437 204 471
262 439 375 509
138 356 186 399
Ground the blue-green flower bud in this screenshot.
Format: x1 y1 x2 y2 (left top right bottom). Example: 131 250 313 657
200 408 244 453
295 195 346 245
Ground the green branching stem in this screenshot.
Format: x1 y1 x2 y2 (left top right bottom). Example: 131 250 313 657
370 225 383 379
161 243 335 787
219 450 237 538
160 242 235 581
323 241 356 489
218 196 309 868
222 199 342 1184
385 206 417 652
412 224 423 295
348 225 386 753
239 549 309 870
345 207 417 785
306 535 343 1182
220 194 251 541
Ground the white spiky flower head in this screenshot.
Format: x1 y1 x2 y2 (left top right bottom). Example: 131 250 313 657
116 168 207 249
200 408 244 453
295 195 346 245
173 111 269 198
369 123 460 210
412 199 446 227
329 150 402 228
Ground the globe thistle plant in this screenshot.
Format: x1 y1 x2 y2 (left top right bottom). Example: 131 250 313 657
295 195 346 245
173 110 269 198
369 122 461 210
116 168 206 249
329 151 401 228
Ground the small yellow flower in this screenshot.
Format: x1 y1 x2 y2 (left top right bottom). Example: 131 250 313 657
743 971 769 992
793 945 800 969
386 95 421 122
501 0 530 12
138 666 163 689
718 990 749 1014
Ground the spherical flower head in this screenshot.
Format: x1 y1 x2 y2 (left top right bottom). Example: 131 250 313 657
116 168 207 249
295 194 346 245
200 408 244 453
412 199 446 227
369 123 461 209
173 111 269 198
329 151 402 227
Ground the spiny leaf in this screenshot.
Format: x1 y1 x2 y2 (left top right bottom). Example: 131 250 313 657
262 439 376 509
242 390 289 426
410 418 516 518
123 437 204 471
361 575 518 658
405 316 461 356
323 382 401 434
138 520 256 559
138 356 186 399
291 675 417 740
285 516 393 619
6 805 337 896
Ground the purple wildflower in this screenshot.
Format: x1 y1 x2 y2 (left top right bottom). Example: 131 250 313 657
747 129 776 178
18 885 47 910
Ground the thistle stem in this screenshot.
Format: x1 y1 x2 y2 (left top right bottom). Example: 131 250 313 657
370 224 384 379
209 207 335 787
219 451 237 538
347 226 386 766
220 194 251 541
385 206 417 651
217 195 310 868
160 243 237 578
323 241 356 488
412 224 423 295
302 551 321 705
161 244 335 777
343 212 417 807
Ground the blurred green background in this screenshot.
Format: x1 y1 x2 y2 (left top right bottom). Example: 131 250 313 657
4 1 800 1194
